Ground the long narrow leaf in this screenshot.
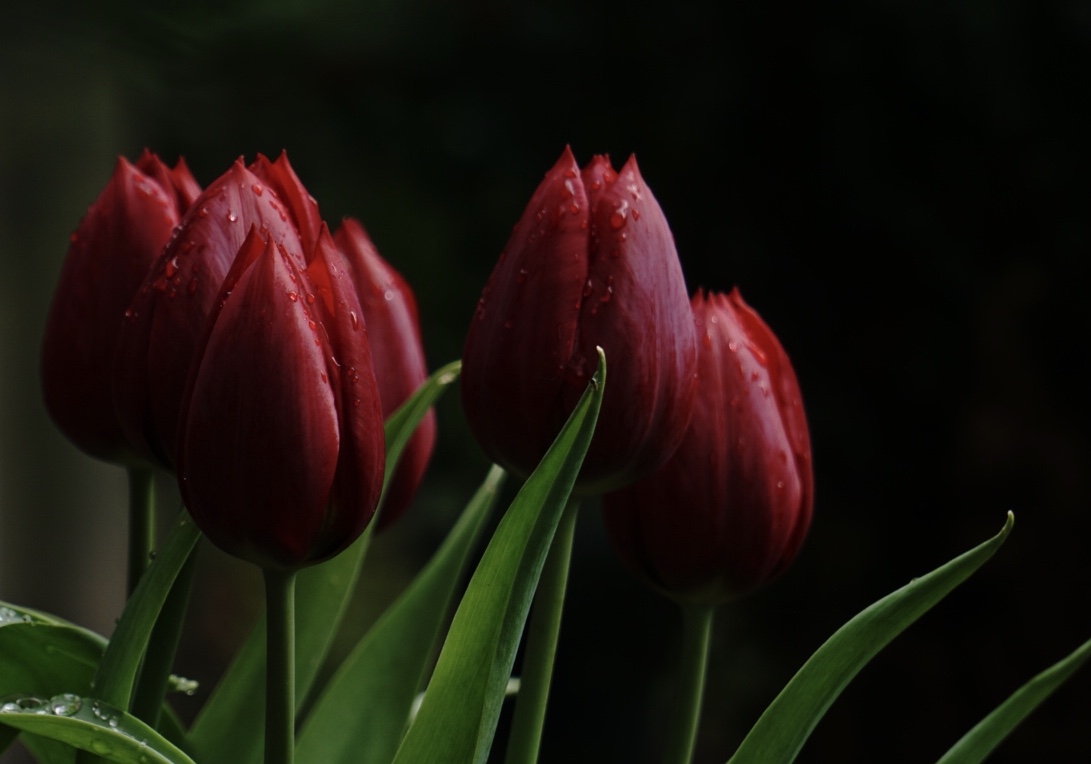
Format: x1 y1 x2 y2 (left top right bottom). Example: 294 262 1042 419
936 636 1091 764
729 511 1015 764
0 696 193 764
297 464 507 763
393 348 606 764
187 361 460 764
91 512 202 711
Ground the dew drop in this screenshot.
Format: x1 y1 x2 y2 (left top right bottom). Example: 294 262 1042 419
50 694 82 717
305 293 316 305
383 290 394 301
227 210 238 223
582 279 593 298
515 268 528 284
609 211 626 230
349 310 359 329
164 257 180 278
632 209 641 220
252 183 264 196
728 341 739 352
287 292 299 302
198 206 209 218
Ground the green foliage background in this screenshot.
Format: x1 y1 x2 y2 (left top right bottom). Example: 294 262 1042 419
2 1 1089 761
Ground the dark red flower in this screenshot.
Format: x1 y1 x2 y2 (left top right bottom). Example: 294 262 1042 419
114 152 320 468
461 147 696 494
177 226 386 570
41 150 200 463
602 289 813 604
335 218 435 528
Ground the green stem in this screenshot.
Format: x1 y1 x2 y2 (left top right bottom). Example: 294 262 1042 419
127 467 156 597
665 604 715 764
504 498 579 764
131 545 199 727
264 568 297 764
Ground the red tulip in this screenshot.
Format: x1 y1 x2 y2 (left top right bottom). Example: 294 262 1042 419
602 289 813 604
335 218 436 528
461 147 697 494
114 152 320 468
177 225 386 569
41 150 200 463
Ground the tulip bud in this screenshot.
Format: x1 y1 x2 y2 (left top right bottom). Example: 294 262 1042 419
114 152 320 468
41 150 200 463
177 226 386 570
602 289 813 604
334 218 436 528
461 147 697 494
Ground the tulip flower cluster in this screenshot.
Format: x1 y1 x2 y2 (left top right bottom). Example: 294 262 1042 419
42 151 434 569
21 145 1071 764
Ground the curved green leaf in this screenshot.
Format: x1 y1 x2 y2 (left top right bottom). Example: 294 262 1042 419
729 512 1015 764
92 513 202 712
936 636 1091 764
393 348 606 764
0 695 193 764
187 361 461 764
297 464 506 763
0 604 107 756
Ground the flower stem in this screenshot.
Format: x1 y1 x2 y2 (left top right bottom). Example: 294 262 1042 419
127 467 156 597
264 568 297 764
665 603 715 764
505 498 579 764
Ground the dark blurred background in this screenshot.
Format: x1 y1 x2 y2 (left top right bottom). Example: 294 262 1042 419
3 1 1090 762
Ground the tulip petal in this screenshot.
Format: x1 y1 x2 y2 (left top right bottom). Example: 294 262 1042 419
336 218 435 527
180 233 340 569
42 153 197 463
462 147 591 476
115 158 310 467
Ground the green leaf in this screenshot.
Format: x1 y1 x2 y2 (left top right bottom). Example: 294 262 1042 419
729 511 1015 764
90 512 202 712
0 603 107 756
186 361 461 764
936 636 1091 764
392 348 606 764
297 464 506 764
0 695 194 764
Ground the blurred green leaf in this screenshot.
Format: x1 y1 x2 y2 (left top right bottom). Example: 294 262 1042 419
392 348 606 764
0 695 193 764
936 636 1091 764
297 464 506 763
187 361 460 764
729 512 1015 764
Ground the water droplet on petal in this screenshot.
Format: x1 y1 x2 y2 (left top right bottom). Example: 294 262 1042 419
227 210 238 223
287 292 299 302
